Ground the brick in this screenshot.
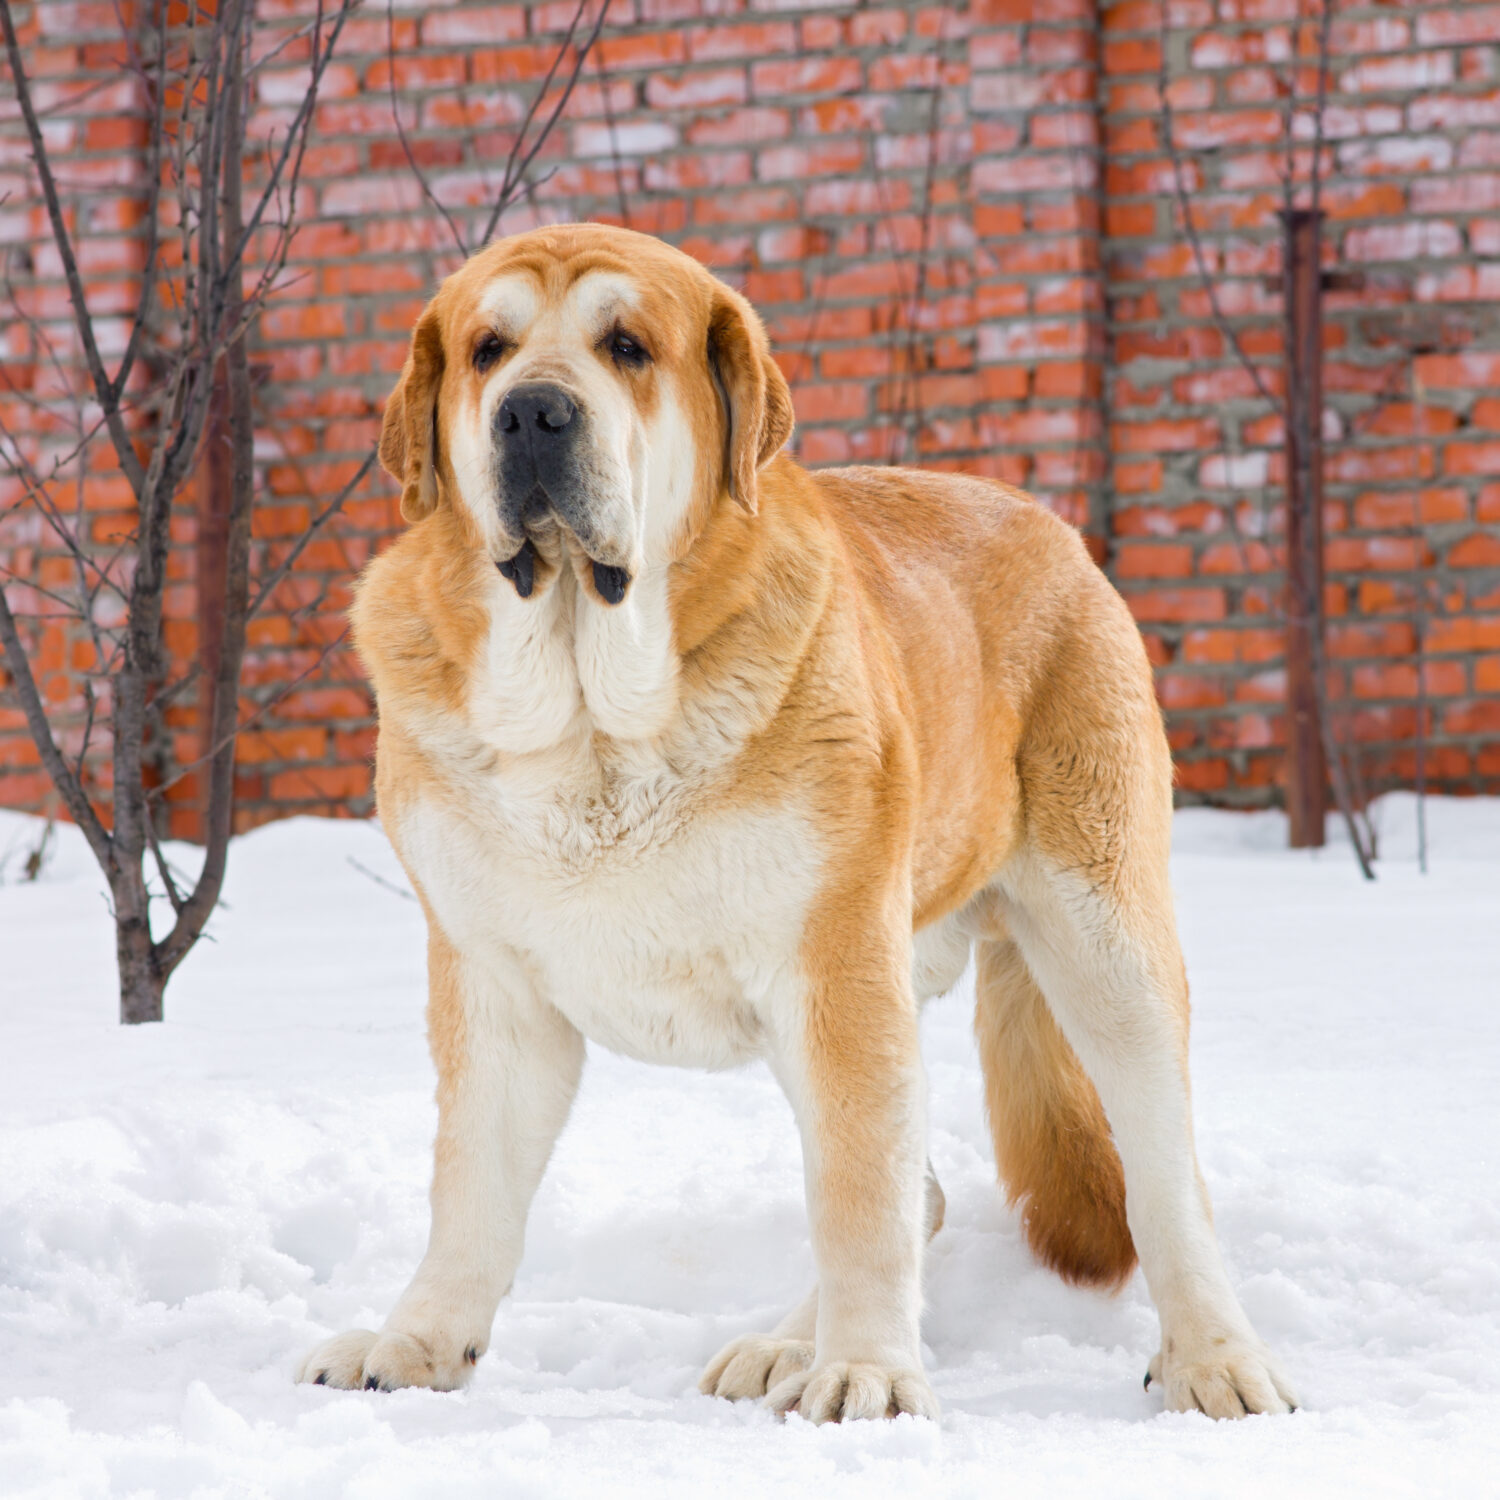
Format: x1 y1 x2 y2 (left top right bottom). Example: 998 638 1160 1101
1342 51 1454 94
236 727 329 764
686 106 791 146
1125 588 1228 623
597 31 688 69
1416 6 1500 46
572 120 678 158
646 68 748 111
1449 534 1500 569
1408 93 1500 132
421 6 526 44
1175 759 1229 792
757 140 864 180
268 765 369 801
1343 221 1462 262
1415 352 1500 389
751 57 862 98
1114 543 1194 579
688 22 797 63
1445 441 1500 478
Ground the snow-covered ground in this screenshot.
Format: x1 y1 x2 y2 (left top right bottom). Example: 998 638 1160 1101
0 796 1496 1499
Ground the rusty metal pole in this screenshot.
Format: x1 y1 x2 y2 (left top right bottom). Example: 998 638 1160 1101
1282 208 1326 848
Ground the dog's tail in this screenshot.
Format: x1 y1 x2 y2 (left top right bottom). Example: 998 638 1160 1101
973 937 1137 1289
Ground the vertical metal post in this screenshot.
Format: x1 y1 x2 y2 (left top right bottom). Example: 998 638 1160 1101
1282 208 1326 848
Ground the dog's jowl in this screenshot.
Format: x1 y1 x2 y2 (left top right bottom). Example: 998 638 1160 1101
296 224 1296 1424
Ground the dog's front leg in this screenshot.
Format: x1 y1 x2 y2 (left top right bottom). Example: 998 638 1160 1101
298 930 584 1392
762 912 938 1424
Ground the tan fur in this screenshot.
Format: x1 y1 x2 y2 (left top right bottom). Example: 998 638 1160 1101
299 225 1293 1423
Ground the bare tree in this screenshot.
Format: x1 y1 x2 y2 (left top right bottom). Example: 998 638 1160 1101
387 0 611 259
0 0 359 1020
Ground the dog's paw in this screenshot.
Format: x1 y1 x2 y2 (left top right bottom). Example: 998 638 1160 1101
700 1335 815 1401
296 1328 482 1393
765 1361 939 1424
1145 1332 1297 1418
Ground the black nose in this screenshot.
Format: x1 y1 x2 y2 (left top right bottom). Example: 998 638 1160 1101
500 384 576 436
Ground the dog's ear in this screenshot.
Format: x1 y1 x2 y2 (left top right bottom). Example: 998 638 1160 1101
708 286 794 515
380 305 445 524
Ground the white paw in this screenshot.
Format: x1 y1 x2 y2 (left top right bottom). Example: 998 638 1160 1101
1146 1331 1297 1418
296 1327 483 1392
700 1334 814 1401
766 1361 939 1424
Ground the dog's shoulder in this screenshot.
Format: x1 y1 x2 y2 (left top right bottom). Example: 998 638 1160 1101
350 509 496 721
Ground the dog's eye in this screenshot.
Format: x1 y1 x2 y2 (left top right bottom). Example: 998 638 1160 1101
609 330 649 368
473 334 508 374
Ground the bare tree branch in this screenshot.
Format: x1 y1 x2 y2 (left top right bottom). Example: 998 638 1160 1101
0 0 147 493
592 39 632 229
247 449 376 621
385 0 468 256
1157 7 1278 409
0 582 113 867
479 0 611 248
145 627 349 804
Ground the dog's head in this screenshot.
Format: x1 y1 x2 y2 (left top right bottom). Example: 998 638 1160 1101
379 224 794 605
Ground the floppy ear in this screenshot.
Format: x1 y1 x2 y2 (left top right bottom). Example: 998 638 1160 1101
379 306 445 524
707 287 794 515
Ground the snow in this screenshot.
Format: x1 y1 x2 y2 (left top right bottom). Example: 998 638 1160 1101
0 795 1497 1499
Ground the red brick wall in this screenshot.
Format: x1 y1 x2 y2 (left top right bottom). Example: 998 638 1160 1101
2 0 1498 835
1106 0 1500 799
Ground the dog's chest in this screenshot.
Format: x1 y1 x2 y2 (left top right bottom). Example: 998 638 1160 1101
396 750 820 1068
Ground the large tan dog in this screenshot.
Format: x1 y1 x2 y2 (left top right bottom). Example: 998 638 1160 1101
296 224 1295 1423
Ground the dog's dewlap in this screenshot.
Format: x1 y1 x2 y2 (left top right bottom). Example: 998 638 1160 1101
498 540 536 598
592 562 629 604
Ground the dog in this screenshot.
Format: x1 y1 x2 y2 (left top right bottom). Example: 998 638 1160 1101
296 223 1295 1423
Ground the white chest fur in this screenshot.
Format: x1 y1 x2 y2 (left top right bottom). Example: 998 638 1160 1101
468 551 681 755
398 774 819 1068
389 570 822 1069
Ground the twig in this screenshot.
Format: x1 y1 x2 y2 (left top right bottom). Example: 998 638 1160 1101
385 0 468 256
144 627 350 802
347 856 417 902
479 0 611 248
884 26 948 468
592 38 632 229
0 0 146 492
1158 7 1278 409
146 813 186 915
247 448 377 620
0 582 113 868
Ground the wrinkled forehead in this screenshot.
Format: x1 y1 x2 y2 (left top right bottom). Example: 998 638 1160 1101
479 268 632 337
457 255 697 357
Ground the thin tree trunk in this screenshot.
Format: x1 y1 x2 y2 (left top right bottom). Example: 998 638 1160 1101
117 903 164 1024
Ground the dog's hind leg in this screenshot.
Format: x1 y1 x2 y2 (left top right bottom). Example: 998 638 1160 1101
991 617 1296 1418
699 1162 945 1404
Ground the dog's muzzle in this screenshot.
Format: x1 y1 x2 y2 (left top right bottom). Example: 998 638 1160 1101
493 382 629 605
